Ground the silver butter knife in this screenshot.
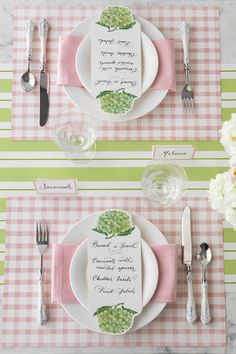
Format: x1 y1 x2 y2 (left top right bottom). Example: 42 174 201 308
182 206 197 324
39 18 49 127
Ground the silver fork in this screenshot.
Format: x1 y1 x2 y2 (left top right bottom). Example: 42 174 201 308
36 221 49 326
180 22 194 115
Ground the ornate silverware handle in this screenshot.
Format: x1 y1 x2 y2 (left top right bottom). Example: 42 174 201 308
25 19 35 61
180 21 190 68
39 18 49 70
201 270 211 324
38 269 48 326
186 268 197 324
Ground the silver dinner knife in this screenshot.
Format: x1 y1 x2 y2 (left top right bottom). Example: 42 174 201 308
39 18 49 127
182 206 197 324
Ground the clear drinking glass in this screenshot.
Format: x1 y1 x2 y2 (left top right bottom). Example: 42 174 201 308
52 108 96 161
141 161 188 208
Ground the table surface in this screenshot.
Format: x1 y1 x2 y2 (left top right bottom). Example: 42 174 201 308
0 0 236 353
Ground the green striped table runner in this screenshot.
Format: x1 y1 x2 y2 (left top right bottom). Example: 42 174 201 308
0 63 236 292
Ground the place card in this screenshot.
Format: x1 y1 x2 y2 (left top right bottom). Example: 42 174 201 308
34 179 78 194
87 210 142 334
91 6 141 114
152 145 195 160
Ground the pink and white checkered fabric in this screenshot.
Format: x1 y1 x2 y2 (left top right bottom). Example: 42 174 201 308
12 5 221 141
1 196 226 347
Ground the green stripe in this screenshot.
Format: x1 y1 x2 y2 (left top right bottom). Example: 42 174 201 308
221 108 236 121
224 228 236 243
0 230 5 244
0 139 224 152
0 108 11 122
0 261 4 275
224 260 236 274
0 167 228 182
0 79 12 93
0 199 6 212
221 79 236 92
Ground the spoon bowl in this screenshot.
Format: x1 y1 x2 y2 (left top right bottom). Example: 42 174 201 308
196 242 212 268
21 70 36 92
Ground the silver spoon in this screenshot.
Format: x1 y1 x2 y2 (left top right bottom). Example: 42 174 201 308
196 242 212 324
21 20 35 92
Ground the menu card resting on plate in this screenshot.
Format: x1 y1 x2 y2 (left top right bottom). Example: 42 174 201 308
91 6 141 115
87 210 142 334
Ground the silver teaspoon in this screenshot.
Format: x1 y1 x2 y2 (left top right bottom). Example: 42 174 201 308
21 20 36 92
196 242 212 324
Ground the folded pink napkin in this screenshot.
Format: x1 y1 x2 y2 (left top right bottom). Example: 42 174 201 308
57 35 176 91
51 243 178 304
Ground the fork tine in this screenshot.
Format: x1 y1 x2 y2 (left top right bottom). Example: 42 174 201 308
36 222 39 242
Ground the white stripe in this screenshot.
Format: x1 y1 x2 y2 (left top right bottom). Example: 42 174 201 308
0 151 229 159
224 275 236 282
0 72 12 79
223 221 234 228
0 245 5 252
0 122 11 129
225 284 236 292
222 92 236 100
0 253 4 261
0 63 12 70
224 243 236 251
221 63 236 71
221 71 236 79
0 189 207 198
0 159 229 168
0 150 228 159
0 222 6 229
0 276 4 284
0 93 12 100
0 213 6 220
0 101 11 108
222 101 236 108
223 252 236 260
0 180 209 190
0 131 10 137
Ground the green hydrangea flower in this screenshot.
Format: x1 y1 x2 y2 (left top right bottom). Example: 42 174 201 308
96 90 136 115
94 304 136 334
93 210 135 238
97 6 136 31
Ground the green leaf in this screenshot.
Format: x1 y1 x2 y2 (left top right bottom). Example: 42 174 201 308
96 21 109 29
94 306 111 316
96 90 113 99
117 226 135 236
119 21 136 30
92 227 107 236
121 305 137 315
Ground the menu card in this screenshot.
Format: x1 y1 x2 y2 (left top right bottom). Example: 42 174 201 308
91 6 141 115
87 210 142 334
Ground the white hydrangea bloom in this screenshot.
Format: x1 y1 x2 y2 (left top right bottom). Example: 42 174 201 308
208 172 231 214
224 205 236 230
219 114 236 156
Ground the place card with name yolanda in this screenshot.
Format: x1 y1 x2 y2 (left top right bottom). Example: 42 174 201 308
87 210 142 334
91 6 141 115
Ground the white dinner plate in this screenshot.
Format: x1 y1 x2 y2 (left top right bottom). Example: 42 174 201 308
60 211 168 333
70 237 159 311
63 15 168 122
76 32 159 94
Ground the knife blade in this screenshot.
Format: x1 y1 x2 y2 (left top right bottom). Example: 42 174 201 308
39 18 49 127
182 206 192 267
181 206 197 324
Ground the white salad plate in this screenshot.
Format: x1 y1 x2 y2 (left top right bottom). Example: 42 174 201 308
70 237 159 310
63 15 168 122
61 211 168 333
76 32 159 94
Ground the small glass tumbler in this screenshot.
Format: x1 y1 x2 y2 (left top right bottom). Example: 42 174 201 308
141 161 188 208
52 108 97 162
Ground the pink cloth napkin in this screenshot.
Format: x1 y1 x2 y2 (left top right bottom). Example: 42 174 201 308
51 243 178 304
57 35 176 91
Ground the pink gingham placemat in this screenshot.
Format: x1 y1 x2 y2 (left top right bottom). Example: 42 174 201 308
12 5 221 141
1 196 226 347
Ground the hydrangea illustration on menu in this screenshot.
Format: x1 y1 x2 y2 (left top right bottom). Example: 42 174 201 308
91 6 142 115
87 210 142 334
